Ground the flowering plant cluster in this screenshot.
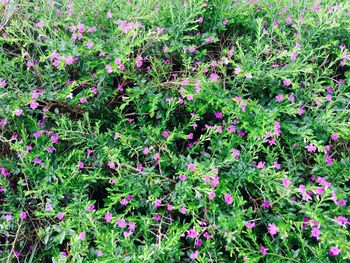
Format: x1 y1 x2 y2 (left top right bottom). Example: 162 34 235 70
0 0 350 262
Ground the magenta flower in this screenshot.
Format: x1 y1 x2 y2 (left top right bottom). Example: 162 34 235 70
282 178 291 188
154 199 162 208
179 174 186 181
329 246 340 257
208 192 215 200
283 79 291 86
276 94 284 102
256 161 265 169
181 206 187 214
261 200 270 209
190 250 199 260
117 219 127 228
210 73 219 82
267 223 278 236
162 130 170 138
87 204 95 212
260 246 267 255
78 161 84 169
245 221 255 229
311 227 320 239
57 212 64 220
224 193 233 205
30 100 39 109
234 67 241 74
187 163 195 171
105 212 112 223
79 231 86 240
15 108 23 116
86 41 94 49
80 97 87 104
305 144 317 152
187 229 198 238
331 133 339 141
105 64 113 73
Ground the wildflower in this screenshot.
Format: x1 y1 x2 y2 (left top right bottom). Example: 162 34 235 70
57 212 64 220
30 100 39 109
86 41 94 49
331 133 339 141
210 73 219 82
87 204 95 212
234 67 241 74
135 55 143 68
153 213 161 222
282 178 291 188
224 193 233 205
78 161 84 169
329 246 340 257
79 232 86 240
245 221 255 229
179 174 186 181
105 212 112 223
283 79 291 86
117 219 127 228
208 192 215 200
276 94 284 102
96 251 103 257
120 199 128 206
0 78 7 87
181 206 187 214
107 162 115 169
107 10 112 18
305 144 317 152
261 200 270 209
214 112 223 119
4 214 13 221
268 223 278 236
162 130 170 138
154 199 162 208
106 64 113 73
256 161 265 169
187 163 195 171
190 250 199 260
51 135 60 144
195 239 202 247
274 161 280 169
260 246 267 255
311 227 320 239
187 229 198 238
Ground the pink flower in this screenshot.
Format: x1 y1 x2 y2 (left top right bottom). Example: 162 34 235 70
283 79 291 86
57 212 64 220
190 250 199 260
268 223 278 236
245 221 255 229
224 193 233 205
329 246 340 257
162 130 170 138
256 161 265 169
135 55 143 68
106 64 113 73
15 109 23 116
78 161 84 169
208 192 215 200
86 41 94 49
311 227 320 239
305 144 317 152
274 161 280 169
331 133 339 141
117 219 127 228
187 229 198 238
105 212 112 223
214 112 223 119
107 161 115 169
154 199 162 208
0 78 7 87
234 67 241 74
261 200 270 209
260 246 268 255
210 73 219 82
87 204 95 212
107 10 113 18
79 231 86 240
179 174 186 181
30 100 39 109
181 206 187 214
187 163 195 171
276 94 284 102
282 178 291 188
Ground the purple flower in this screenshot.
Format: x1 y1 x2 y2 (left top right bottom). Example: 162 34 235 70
190 250 199 260
79 232 86 240
331 133 339 141
224 193 233 205
245 221 255 229
305 144 317 152
282 178 291 188
256 161 265 169
57 212 64 220
187 228 198 238
268 223 278 236
105 212 112 223
30 100 39 109
261 200 270 209
329 246 340 257
260 246 267 255
283 79 291 86
276 94 284 102
311 227 320 239
179 174 186 181
117 219 127 228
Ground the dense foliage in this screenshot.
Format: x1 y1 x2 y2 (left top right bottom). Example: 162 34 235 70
1 0 350 262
